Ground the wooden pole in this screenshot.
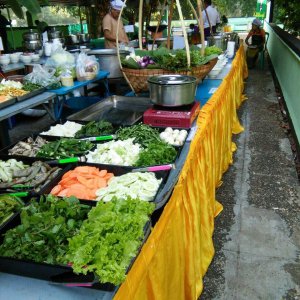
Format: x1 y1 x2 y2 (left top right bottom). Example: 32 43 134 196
175 0 190 67
152 0 167 51
167 0 174 49
138 0 143 49
6 7 15 50
196 0 205 55
117 0 135 93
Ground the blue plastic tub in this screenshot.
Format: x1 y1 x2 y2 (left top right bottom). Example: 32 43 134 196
64 96 102 112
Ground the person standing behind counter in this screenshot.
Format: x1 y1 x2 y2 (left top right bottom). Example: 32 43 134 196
102 0 129 49
202 0 220 39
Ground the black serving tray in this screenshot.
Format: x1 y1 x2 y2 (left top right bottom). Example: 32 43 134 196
0 155 66 194
0 135 95 161
41 163 170 208
0 197 152 291
16 87 45 102
38 120 118 141
0 97 17 109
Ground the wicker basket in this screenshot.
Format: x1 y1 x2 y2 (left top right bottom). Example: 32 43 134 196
122 68 171 94
122 58 217 93
191 58 218 80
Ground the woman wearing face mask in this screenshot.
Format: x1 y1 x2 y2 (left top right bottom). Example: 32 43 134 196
245 18 266 69
102 0 129 49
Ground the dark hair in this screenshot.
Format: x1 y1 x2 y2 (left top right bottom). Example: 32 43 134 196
204 0 212 5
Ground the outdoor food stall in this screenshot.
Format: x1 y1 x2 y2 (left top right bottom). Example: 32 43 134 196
0 0 248 299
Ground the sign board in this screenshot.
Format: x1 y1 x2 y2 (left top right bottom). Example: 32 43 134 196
255 0 267 20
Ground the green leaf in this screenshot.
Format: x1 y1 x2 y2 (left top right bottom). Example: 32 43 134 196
22 0 41 15
7 0 24 19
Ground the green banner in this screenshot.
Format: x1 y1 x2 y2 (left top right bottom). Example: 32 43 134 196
255 0 267 20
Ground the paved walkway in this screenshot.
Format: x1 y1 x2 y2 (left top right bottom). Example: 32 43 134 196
200 60 300 299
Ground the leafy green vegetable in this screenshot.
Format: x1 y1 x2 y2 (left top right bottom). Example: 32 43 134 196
0 195 24 226
66 198 154 285
116 123 161 148
0 195 90 264
205 45 223 56
22 82 43 92
134 140 177 167
74 121 114 138
36 138 93 159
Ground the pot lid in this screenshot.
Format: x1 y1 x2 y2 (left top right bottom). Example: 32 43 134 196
148 75 197 85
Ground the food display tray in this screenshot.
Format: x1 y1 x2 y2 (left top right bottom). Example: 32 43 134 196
0 135 96 162
38 120 118 141
0 197 152 292
0 155 67 194
16 87 45 102
0 97 17 109
67 95 152 126
41 163 170 208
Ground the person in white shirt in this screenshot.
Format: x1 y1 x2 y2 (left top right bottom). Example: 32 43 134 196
202 0 220 39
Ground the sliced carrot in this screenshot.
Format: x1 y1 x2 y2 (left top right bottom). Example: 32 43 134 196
99 169 108 177
50 185 62 195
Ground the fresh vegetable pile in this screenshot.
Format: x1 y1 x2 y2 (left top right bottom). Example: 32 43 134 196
0 195 90 265
205 45 223 56
40 121 83 138
135 140 177 167
0 195 24 226
0 159 27 183
50 166 114 200
0 159 62 192
116 124 161 147
22 82 43 92
86 139 141 166
96 172 162 202
74 121 114 138
66 198 155 285
121 46 221 71
36 139 93 159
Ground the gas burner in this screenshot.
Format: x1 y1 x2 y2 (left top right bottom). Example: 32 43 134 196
143 102 200 128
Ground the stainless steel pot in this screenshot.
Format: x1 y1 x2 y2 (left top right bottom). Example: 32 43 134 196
208 35 228 51
23 29 41 41
23 40 42 51
148 75 197 107
77 33 91 43
87 49 130 79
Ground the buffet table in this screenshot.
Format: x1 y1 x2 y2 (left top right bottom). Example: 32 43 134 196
0 45 248 299
114 45 248 300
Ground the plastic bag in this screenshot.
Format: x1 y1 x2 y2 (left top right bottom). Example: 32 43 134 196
45 48 76 78
76 52 99 81
23 64 60 88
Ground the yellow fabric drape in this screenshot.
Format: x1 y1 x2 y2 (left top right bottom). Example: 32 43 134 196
114 45 248 300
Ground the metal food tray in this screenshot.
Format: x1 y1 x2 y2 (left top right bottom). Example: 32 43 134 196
16 87 46 102
0 97 17 109
67 95 152 126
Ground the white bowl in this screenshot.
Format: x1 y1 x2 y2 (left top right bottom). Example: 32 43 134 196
20 55 32 64
0 59 10 66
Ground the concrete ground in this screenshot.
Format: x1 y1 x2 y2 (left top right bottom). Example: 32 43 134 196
200 60 300 299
